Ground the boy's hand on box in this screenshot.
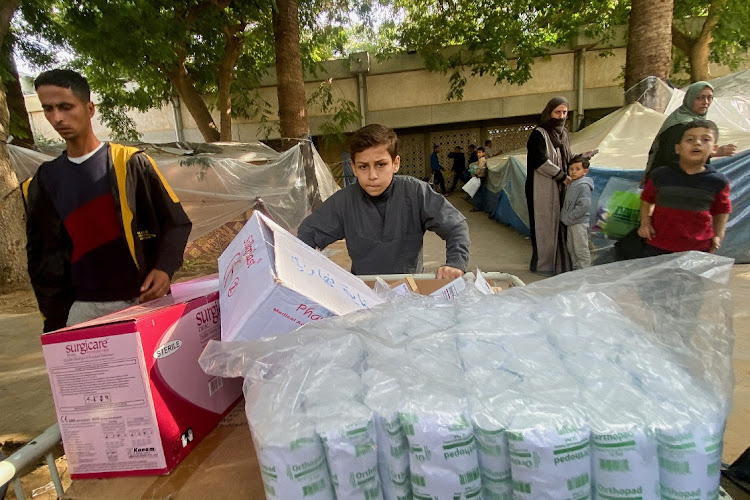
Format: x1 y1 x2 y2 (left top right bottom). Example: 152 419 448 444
710 236 722 253
637 223 655 240
436 266 464 280
140 269 171 303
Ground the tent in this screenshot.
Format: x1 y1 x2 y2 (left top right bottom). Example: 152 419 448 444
480 76 750 263
8 140 340 261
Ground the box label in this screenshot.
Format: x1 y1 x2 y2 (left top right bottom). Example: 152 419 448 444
43 333 166 473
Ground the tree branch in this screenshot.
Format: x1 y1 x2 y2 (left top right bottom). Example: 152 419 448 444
696 0 726 46
671 25 694 55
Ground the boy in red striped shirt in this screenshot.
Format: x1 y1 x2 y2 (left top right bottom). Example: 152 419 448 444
638 119 731 256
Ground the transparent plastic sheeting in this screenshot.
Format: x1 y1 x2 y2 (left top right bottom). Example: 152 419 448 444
7 143 51 182
200 252 735 500
7 141 340 239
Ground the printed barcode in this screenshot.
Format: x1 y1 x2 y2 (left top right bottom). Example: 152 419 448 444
412 474 426 487
262 480 276 496
567 472 589 490
364 486 380 500
302 478 326 496
513 479 531 493
659 457 691 474
599 458 631 472
459 467 480 485
208 376 223 396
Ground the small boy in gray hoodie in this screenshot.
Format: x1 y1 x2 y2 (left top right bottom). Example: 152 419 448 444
561 154 595 269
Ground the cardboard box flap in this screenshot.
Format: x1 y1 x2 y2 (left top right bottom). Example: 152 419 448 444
260 212 385 315
51 295 181 333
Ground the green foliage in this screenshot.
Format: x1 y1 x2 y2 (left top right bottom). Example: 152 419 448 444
372 0 629 100
307 79 361 144
15 0 367 142
670 0 750 79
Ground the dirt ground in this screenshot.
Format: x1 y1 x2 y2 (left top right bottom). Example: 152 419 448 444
1 193 748 498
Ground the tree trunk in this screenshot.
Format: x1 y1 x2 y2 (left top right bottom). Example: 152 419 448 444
165 63 221 143
2 38 34 148
272 0 309 150
625 0 674 92
0 0 28 292
0 0 19 45
0 86 30 292
217 26 245 141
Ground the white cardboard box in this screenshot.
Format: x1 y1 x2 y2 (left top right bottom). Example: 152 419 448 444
218 211 384 342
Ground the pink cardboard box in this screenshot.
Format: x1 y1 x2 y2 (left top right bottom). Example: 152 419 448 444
40 288 243 479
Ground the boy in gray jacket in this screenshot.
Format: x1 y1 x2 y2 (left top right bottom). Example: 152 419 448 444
561 154 594 269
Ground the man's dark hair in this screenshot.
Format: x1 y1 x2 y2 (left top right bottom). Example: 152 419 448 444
477 147 485 153
468 144 476 150
569 154 590 169
34 69 91 103
484 139 492 146
683 119 719 142
348 124 398 161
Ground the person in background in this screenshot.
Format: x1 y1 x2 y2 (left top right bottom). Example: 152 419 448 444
297 124 470 279
638 119 731 256
430 144 447 194
447 145 467 193
560 154 594 269
525 96 573 276
24 69 192 332
645 81 736 179
467 144 478 167
470 147 487 213
484 139 495 158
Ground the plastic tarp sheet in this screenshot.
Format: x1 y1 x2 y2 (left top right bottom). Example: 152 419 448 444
480 75 750 263
7 141 339 242
200 252 735 499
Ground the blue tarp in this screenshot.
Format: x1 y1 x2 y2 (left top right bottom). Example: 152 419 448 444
481 149 750 263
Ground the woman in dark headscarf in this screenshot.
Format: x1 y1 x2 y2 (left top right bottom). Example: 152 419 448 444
645 81 736 178
525 96 572 276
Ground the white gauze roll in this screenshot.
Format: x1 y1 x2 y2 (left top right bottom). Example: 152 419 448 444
656 418 725 500
363 370 411 500
472 411 512 499
507 410 592 500
313 403 383 500
591 425 660 500
399 402 481 500
255 422 334 500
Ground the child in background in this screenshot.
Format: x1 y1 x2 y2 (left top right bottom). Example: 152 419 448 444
469 147 487 212
638 119 731 256
561 154 594 269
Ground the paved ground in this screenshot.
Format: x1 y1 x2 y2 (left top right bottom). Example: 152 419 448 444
1 193 748 498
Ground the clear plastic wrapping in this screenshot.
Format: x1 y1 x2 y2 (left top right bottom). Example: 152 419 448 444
200 252 735 499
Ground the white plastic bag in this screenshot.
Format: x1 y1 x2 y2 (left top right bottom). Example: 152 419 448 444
462 176 481 197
